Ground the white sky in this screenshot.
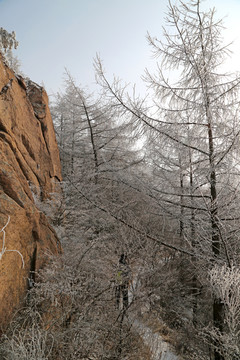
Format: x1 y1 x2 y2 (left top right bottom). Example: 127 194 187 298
0 0 240 98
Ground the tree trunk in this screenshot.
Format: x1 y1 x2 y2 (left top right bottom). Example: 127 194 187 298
189 152 198 326
208 114 224 360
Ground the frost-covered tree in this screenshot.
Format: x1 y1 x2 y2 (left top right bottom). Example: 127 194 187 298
4 49 22 73
0 28 18 53
52 72 144 247
0 28 22 74
46 73 155 358
208 265 240 359
95 1 240 359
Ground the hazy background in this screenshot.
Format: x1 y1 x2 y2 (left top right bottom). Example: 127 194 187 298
0 0 239 97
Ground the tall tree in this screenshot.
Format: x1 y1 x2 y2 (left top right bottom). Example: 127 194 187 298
95 1 240 358
48 74 154 358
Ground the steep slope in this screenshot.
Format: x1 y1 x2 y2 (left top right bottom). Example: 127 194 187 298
0 54 62 329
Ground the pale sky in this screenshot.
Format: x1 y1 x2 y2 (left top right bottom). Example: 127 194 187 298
0 0 239 98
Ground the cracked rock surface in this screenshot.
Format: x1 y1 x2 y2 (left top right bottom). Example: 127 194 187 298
0 54 62 329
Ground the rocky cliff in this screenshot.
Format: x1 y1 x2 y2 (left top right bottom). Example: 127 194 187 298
0 54 62 329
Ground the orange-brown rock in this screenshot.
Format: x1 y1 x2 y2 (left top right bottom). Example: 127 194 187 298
0 54 62 329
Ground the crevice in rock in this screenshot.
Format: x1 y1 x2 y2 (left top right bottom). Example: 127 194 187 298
32 229 40 242
2 133 42 186
0 131 14 149
54 175 61 182
41 218 62 252
0 133 30 183
25 81 50 156
26 81 47 120
0 172 24 208
28 246 37 290
15 74 27 91
40 121 50 155
0 122 8 134
11 148 44 203
49 173 61 183
0 133 41 202
21 134 36 160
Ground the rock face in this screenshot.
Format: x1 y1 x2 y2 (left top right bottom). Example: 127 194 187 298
0 54 62 329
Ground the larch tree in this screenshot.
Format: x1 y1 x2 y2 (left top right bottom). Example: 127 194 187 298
52 72 143 244
49 72 153 358
95 0 240 358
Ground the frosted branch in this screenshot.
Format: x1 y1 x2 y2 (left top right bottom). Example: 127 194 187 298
0 216 25 268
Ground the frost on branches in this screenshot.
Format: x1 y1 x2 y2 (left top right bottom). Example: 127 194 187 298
0 28 18 53
0 28 22 74
209 265 240 358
